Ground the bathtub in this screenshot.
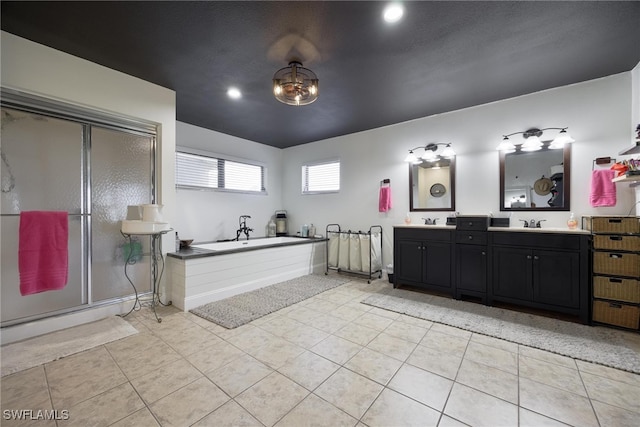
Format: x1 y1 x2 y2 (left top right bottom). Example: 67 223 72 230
167 237 326 311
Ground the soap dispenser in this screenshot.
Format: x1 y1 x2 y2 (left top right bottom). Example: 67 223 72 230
567 213 578 230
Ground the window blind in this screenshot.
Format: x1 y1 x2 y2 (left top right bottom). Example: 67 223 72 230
302 160 340 194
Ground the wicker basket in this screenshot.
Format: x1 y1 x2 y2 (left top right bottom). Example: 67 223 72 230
593 276 640 303
584 216 640 234
593 252 640 277
593 235 640 252
592 300 640 329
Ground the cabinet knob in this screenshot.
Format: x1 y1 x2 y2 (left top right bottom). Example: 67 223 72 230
482 251 486 256
534 256 539 260
527 255 532 259
468 235 473 240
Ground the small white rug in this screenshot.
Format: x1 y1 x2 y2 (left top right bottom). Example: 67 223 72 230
362 288 640 374
1 316 138 377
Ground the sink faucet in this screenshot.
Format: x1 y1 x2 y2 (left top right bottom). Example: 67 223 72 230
422 218 437 225
529 219 536 228
235 215 253 240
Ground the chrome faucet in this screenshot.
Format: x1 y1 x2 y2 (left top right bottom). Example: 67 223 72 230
235 215 253 240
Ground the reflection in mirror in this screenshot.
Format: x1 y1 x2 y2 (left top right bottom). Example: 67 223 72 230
500 143 571 211
409 158 456 211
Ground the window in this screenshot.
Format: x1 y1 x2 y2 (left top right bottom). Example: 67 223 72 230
176 151 265 193
302 160 340 194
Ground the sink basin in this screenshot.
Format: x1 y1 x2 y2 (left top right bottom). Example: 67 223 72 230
121 220 171 234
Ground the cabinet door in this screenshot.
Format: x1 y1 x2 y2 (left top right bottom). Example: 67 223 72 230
395 239 424 284
492 247 532 301
457 245 487 292
424 241 452 289
533 250 580 309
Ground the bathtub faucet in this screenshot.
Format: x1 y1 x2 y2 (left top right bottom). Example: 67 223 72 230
236 215 253 240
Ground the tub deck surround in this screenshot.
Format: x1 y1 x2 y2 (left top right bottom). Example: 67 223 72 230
167 237 327 311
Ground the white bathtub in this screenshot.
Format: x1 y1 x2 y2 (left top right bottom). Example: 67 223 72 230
167 237 326 311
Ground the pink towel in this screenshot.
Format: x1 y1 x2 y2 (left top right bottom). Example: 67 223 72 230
379 186 392 212
590 170 617 207
19 211 69 296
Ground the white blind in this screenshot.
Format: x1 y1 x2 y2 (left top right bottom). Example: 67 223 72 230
176 151 265 193
302 160 340 193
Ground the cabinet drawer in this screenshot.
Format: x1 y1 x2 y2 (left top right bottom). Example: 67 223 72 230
584 217 640 234
592 300 640 329
594 235 640 252
593 276 640 303
456 216 489 231
395 228 452 242
593 252 640 277
491 231 582 251
455 231 487 245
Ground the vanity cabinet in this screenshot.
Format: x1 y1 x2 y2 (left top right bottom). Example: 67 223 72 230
455 216 489 301
394 228 454 294
489 231 589 323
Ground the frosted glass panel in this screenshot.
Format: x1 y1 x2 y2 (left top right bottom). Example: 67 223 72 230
91 126 153 301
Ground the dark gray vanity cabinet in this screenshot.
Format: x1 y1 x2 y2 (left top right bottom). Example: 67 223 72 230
394 228 454 294
489 231 590 323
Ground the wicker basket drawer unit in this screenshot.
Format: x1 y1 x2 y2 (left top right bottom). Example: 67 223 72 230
593 235 640 252
592 300 640 329
584 217 640 234
593 252 640 277
593 276 640 303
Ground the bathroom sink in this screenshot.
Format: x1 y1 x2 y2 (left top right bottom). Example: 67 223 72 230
121 220 171 234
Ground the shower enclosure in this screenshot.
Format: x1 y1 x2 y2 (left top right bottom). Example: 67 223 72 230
1 92 157 327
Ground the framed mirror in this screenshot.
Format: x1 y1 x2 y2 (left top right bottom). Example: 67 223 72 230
409 158 456 211
500 143 571 211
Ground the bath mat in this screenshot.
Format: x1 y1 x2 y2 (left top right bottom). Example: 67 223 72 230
362 287 640 374
1 316 138 377
190 274 351 329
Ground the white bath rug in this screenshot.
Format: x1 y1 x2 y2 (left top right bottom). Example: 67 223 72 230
362 287 640 374
1 316 138 377
191 274 351 328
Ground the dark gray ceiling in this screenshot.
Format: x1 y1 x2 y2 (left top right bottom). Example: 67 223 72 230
2 1 640 148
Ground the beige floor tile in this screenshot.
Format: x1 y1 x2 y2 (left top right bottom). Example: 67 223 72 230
317 290 357 305
437 415 469 426
387 363 453 411
192 400 262 427
519 377 599 427
383 320 428 343
257 315 304 337
430 323 472 339
398 313 434 329
275 393 358 427
353 312 395 331
420 330 469 357
344 348 403 385
235 372 309 427
284 306 324 323
105 332 181 380
334 322 380 346
130 358 202 404
463 341 518 375
153 322 222 356
304 313 350 334
249 337 306 369
581 371 640 414
110 407 160 427
519 408 569 426
304 298 342 314
519 355 587 396
518 345 576 369
470 333 518 353
215 323 259 340
0 366 48 407
314 368 384 419
0 387 55 427
206 353 273 397
277 350 340 390
331 304 368 322
443 383 518 427
46 346 127 408
366 332 417 361
362 387 441 427
184 340 244 373
149 377 229 427
592 399 640 427
367 306 401 320
455 358 519 404
281 323 330 348
311 335 363 365
406 344 463 379
59 382 144 427
226 325 280 353
576 360 640 387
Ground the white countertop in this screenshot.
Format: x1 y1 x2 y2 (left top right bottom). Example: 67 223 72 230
394 224 590 234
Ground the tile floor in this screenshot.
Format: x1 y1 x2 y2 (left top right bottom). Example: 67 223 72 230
2 277 640 427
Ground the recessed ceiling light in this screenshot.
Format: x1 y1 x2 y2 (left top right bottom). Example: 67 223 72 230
227 87 242 99
383 3 404 23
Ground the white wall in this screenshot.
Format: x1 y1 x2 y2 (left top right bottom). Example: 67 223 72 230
282 72 637 267
174 122 283 242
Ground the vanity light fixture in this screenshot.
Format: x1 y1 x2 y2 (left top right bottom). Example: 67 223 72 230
273 61 319 106
497 127 574 152
404 143 455 163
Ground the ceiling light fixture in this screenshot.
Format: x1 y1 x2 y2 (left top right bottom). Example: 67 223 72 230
497 127 575 152
273 61 319 106
404 143 455 163
383 3 404 23
227 87 242 99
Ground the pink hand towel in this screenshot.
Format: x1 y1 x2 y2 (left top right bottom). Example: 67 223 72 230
19 211 69 296
379 186 392 212
590 170 617 207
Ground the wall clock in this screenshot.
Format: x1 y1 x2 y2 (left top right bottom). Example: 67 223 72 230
430 183 446 197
